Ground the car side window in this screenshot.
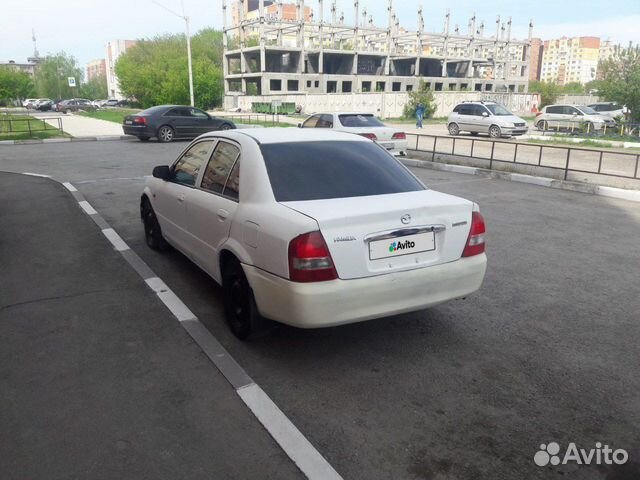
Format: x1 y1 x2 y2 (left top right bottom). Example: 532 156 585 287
316 114 334 128
201 141 240 195
458 105 473 116
546 106 561 114
302 115 320 128
172 140 214 186
474 105 489 116
223 160 240 200
566 107 581 115
453 105 461 113
190 108 208 118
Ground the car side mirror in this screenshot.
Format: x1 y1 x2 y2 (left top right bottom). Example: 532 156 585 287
297 123 303 128
482 112 489 117
153 165 172 181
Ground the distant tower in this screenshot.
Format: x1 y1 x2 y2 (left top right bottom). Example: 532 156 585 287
28 29 41 63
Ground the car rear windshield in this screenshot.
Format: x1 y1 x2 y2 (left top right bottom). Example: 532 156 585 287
261 141 424 202
338 114 385 128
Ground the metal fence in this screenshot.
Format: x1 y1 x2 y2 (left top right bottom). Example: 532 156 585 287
407 133 640 181
534 119 640 139
0 116 64 136
222 114 282 127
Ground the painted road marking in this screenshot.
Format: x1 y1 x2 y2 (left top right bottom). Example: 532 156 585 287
59 180 343 480
238 383 343 480
78 200 98 215
101 228 130 252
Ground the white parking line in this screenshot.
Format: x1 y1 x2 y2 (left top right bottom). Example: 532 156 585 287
59 180 343 480
22 172 51 178
78 200 98 215
101 228 130 252
238 384 342 480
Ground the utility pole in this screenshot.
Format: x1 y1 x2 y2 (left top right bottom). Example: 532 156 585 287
152 0 195 106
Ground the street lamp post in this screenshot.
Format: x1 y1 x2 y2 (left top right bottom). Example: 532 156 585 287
152 0 195 107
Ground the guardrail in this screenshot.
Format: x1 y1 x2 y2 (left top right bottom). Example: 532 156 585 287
407 133 640 181
0 116 64 136
223 114 282 127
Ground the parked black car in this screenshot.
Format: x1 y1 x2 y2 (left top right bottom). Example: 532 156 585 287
36 100 55 111
122 105 236 142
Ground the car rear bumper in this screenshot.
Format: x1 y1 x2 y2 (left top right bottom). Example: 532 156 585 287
122 125 154 137
378 139 408 154
243 253 487 328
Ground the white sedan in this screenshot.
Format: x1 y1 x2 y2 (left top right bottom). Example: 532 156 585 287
298 112 408 156
141 128 487 339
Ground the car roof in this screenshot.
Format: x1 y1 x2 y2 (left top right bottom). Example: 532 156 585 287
202 127 371 145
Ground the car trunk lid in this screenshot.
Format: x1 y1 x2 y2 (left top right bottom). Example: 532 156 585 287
282 190 473 280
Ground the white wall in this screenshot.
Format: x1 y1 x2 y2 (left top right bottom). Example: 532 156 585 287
224 91 541 117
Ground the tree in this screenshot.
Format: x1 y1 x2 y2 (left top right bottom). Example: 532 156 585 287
115 29 225 110
33 52 84 100
0 67 34 102
79 74 108 100
403 80 436 119
597 44 640 122
528 80 562 108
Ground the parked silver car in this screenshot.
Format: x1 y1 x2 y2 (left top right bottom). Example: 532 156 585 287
535 105 616 132
587 102 627 121
447 102 528 138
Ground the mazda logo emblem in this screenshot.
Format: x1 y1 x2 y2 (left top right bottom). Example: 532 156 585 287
401 214 411 225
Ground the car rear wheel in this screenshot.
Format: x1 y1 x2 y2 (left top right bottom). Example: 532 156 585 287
448 123 460 136
220 123 232 130
489 125 502 138
157 125 175 143
141 199 169 251
536 121 546 130
223 260 262 340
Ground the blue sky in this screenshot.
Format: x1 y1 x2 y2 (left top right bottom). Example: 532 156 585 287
1 0 638 70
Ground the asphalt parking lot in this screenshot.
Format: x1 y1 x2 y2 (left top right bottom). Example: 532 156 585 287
1 139 639 480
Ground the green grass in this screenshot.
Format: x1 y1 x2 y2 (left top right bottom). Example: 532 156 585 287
0 115 68 140
79 108 140 124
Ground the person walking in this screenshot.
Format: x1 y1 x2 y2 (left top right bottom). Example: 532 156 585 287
415 102 425 129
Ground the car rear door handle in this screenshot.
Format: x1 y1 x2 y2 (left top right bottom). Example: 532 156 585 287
217 209 229 221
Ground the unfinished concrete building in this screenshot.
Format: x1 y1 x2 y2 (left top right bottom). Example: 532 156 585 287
222 0 534 105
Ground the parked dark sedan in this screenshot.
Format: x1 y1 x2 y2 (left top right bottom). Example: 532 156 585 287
122 105 236 142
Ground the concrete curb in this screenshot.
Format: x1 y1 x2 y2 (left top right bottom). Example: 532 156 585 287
522 134 640 150
401 158 640 203
0 135 134 145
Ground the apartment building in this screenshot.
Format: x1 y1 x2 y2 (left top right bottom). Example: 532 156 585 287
86 59 106 81
105 40 137 100
540 36 600 85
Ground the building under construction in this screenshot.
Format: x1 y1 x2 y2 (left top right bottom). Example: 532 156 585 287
222 1 533 102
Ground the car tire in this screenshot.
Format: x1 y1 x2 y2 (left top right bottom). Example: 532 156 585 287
141 199 169 251
536 121 546 131
585 122 595 134
157 125 175 143
138 136 150 142
223 260 262 340
489 125 502 139
220 123 232 131
448 123 460 136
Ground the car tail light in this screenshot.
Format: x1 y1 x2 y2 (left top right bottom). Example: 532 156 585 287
358 133 377 141
288 231 338 282
392 132 406 140
133 116 147 125
462 211 486 257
